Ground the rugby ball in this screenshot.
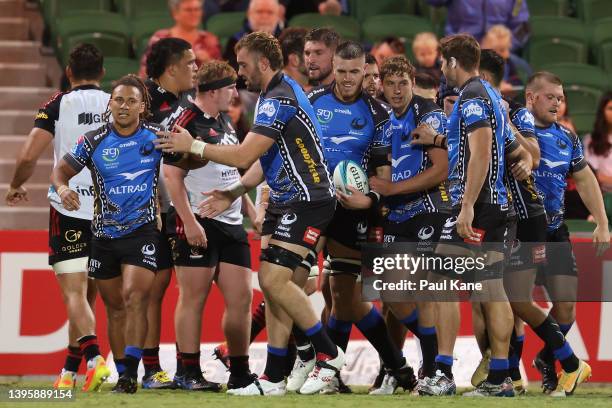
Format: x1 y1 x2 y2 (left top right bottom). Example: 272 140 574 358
333 160 369 195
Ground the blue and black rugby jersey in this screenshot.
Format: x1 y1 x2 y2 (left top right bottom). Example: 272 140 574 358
446 77 508 207
64 122 164 239
308 83 391 175
382 95 450 222
503 98 545 220
251 72 334 204
532 122 587 231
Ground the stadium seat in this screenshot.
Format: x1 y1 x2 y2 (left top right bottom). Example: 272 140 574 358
362 15 434 44
349 0 418 22
527 38 588 69
529 16 587 41
539 63 609 113
205 11 246 49
591 17 612 71
131 12 175 57
289 14 361 41
571 111 596 135
527 0 569 17
101 57 140 91
41 0 112 21
55 11 131 65
576 0 612 22
416 0 447 37
115 0 168 18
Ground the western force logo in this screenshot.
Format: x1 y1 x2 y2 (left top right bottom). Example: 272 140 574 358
281 213 298 225
351 117 366 130
557 138 568 149
140 141 155 156
463 101 484 117
418 226 435 240
316 109 333 124
102 148 119 162
142 244 156 256
444 216 457 228
520 110 535 127
357 221 368 235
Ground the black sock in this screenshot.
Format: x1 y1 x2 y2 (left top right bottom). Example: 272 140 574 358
327 315 352 351
285 338 297 377
508 332 524 381
399 309 420 339
175 343 183 377
250 301 266 342
124 346 143 379
418 326 438 377
434 355 453 379
533 315 579 372
77 335 100 362
229 355 250 377
114 358 127 377
356 307 404 370
143 347 162 375
181 351 202 377
263 346 287 383
64 346 82 372
304 322 337 358
292 326 315 361
487 358 509 385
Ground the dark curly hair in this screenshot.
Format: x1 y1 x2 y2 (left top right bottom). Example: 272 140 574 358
103 74 152 122
68 43 104 80
145 37 192 79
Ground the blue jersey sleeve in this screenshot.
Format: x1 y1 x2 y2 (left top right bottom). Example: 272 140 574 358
504 123 520 155
512 107 536 139
251 97 296 140
419 111 447 135
64 134 90 171
461 98 492 133
570 135 587 173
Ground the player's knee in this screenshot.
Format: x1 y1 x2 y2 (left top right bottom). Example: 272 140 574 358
123 288 150 310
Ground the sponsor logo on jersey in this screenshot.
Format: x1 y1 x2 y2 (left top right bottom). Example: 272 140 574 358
190 246 203 259
281 213 298 225
75 185 94 196
140 141 155 156
444 216 457 228
330 136 358 145
142 244 156 256
520 110 535 127
109 183 148 194
303 226 321 245
351 117 366 130
77 112 103 125
333 108 352 115
556 138 568 149
102 148 120 162
89 258 101 270
159 101 171 112
35 112 48 120
418 226 435 240
463 102 484 117
316 109 333 124
65 230 82 243
391 154 411 168
295 137 321 183
255 99 280 126
541 158 566 169
119 140 137 148
425 115 441 131
119 169 152 181
356 221 368 235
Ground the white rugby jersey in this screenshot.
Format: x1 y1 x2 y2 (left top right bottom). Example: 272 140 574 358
34 85 110 220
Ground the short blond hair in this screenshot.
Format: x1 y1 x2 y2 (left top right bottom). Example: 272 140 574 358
413 32 438 51
482 24 512 45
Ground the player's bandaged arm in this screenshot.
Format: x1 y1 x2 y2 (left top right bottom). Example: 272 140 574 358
156 125 275 170
462 127 492 208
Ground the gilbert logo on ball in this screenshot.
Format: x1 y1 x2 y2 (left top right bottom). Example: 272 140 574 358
333 160 369 195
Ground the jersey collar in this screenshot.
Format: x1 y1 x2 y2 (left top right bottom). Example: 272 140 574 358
262 71 284 96
72 84 101 91
459 76 481 93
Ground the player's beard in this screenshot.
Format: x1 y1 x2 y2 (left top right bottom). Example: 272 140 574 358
308 65 332 86
245 68 263 92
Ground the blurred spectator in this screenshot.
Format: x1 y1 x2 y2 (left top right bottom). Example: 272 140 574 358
203 0 249 23
139 0 221 78
371 37 405 66
279 27 309 90
481 25 532 93
427 0 530 50
363 53 382 98
279 0 347 20
412 32 442 82
414 72 439 100
558 90 576 133
223 0 283 71
584 92 612 192
227 95 251 142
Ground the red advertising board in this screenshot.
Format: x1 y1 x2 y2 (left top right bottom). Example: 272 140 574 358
1 230 611 381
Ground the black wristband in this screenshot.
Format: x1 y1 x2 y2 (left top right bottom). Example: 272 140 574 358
433 134 440 147
366 191 380 207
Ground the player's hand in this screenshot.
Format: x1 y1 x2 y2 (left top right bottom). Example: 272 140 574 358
592 223 610 256
154 124 195 154
60 189 80 212
410 123 437 146
337 186 372 210
368 176 395 196
185 220 207 248
456 205 477 240
198 189 233 218
510 159 531 181
5 185 28 206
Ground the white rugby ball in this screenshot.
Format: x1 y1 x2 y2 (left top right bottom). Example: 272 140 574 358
333 160 369 195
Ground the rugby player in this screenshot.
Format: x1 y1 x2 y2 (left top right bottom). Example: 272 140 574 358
156 31 343 396
51 75 170 394
304 27 338 88
164 60 255 391
527 71 608 395
415 34 518 397
366 55 448 394
279 27 310 90
6 44 112 391
142 37 198 389
363 54 382 99
307 41 417 394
